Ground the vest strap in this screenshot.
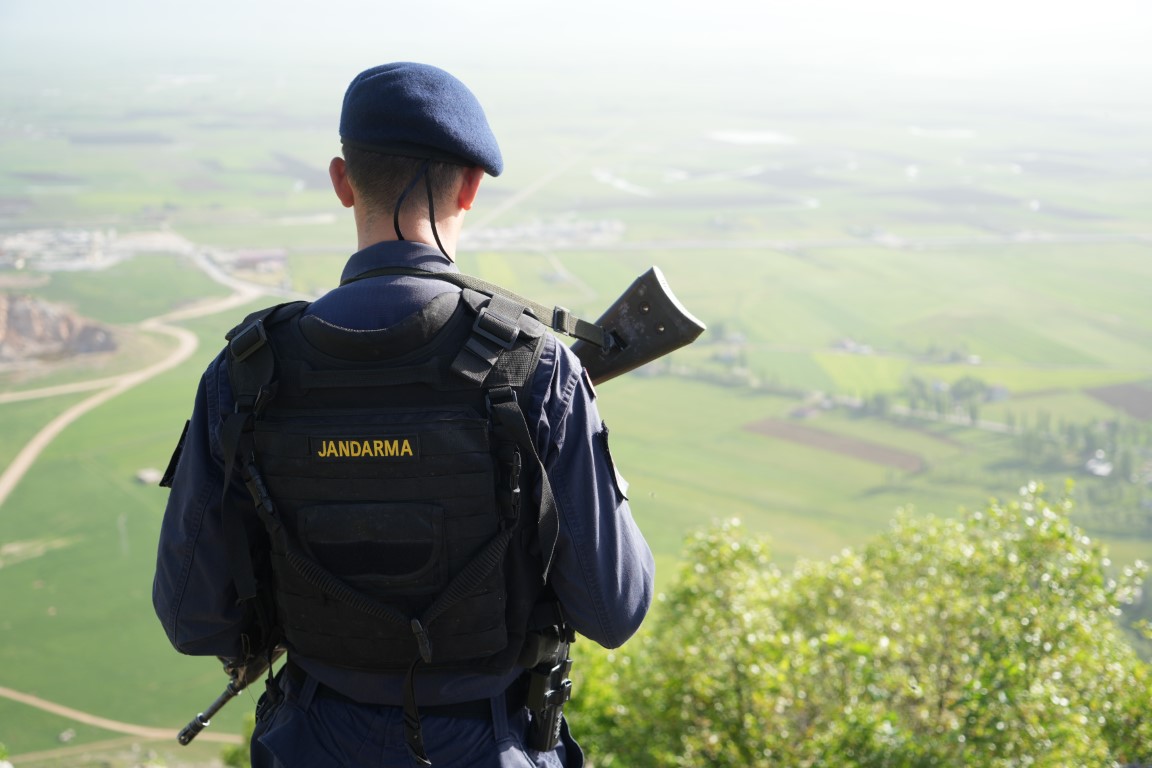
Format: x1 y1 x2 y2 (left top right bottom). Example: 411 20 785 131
487 386 560 581
219 302 309 648
404 657 433 766
451 292 531 386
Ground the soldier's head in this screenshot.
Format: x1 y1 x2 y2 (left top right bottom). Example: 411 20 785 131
332 62 502 249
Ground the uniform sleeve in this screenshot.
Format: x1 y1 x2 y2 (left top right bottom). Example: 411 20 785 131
152 354 254 657
532 336 655 649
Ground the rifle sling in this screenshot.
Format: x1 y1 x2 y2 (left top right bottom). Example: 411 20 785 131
342 266 613 352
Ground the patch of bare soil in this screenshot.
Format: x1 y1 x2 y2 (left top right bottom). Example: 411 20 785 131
745 418 925 472
1085 381 1152 420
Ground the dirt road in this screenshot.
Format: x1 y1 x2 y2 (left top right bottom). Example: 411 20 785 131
0 262 274 510
0 684 242 746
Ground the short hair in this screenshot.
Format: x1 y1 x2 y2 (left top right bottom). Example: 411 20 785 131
342 145 466 216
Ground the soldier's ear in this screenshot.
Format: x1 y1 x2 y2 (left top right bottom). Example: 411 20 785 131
457 166 484 211
330 157 356 208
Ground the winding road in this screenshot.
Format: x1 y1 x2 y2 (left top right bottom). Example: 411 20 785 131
0 247 299 510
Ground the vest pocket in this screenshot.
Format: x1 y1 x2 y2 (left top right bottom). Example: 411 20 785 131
300 502 444 589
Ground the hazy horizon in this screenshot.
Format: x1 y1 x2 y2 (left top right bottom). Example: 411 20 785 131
3 0 1151 102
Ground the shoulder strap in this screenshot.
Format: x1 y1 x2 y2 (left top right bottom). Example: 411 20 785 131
450 290 540 386
443 291 560 579
224 301 309 409
487 385 560 582
219 302 309 609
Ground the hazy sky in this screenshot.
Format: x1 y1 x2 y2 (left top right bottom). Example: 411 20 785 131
2 0 1150 87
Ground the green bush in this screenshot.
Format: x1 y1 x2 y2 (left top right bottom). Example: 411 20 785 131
570 484 1152 766
222 713 255 767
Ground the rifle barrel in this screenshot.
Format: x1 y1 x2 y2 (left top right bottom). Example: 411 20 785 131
177 681 241 745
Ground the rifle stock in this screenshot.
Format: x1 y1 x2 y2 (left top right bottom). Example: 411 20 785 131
571 266 706 384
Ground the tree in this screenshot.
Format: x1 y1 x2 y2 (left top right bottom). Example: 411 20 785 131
570 485 1152 766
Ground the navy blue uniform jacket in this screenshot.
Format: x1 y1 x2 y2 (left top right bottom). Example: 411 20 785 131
152 241 655 767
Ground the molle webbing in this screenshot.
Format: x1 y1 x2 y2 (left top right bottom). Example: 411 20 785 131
252 403 512 670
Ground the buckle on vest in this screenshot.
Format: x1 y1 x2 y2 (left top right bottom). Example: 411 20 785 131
411 619 434 664
551 306 570 334
486 386 517 411
230 320 268 363
473 305 520 350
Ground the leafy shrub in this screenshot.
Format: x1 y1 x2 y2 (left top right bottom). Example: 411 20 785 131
570 484 1151 766
221 713 255 767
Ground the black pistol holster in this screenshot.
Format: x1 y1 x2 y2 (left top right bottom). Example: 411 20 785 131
521 625 575 751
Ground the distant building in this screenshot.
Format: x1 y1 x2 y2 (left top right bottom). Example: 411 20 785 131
1085 450 1113 478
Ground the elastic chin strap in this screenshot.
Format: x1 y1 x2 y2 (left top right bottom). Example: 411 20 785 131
393 160 451 260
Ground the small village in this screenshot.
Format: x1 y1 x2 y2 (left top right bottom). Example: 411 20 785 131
0 227 201 272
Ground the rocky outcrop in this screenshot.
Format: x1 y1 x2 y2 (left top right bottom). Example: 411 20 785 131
0 293 116 362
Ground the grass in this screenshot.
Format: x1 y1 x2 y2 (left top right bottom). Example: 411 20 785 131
0 395 90 469
603 380 929 560
31 253 229 325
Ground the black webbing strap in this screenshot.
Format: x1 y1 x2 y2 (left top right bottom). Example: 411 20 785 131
487 386 560 582
282 539 413 628
420 529 515 642
219 358 274 606
341 266 614 352
404 657 432 765
219 303 305 608
451 292 529 386
220 411 259 603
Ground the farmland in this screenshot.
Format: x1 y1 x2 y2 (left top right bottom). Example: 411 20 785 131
1 51 1151 763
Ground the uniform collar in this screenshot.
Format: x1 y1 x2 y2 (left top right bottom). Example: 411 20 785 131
339 240 458 285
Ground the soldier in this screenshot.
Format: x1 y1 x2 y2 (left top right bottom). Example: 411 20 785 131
153 62 654 767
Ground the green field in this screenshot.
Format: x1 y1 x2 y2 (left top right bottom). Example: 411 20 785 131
2 55 1151 763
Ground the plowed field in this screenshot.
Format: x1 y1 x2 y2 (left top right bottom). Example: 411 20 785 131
745 418 925 472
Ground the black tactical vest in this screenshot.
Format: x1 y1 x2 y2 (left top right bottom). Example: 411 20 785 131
221 288 557 676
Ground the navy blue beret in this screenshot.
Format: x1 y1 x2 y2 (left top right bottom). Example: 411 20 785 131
339 62 503 177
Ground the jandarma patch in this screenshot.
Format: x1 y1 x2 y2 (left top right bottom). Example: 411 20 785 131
310 437 418 459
